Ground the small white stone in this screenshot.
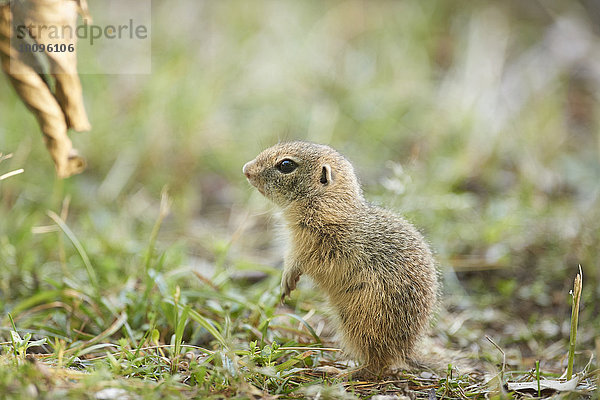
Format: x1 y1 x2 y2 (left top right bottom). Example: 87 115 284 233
95 388 131 400
314 366 342 375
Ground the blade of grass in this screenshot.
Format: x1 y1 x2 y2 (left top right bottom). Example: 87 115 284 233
65 312 128 356
282 313 321 344
172 304 190 373
0 153 24 181
87 344 214 362
566 265 583 380
165 300 227 349
0 168 24 181
536 360 541 397
140 188 171 321
187 310 226 348
68 342 119 359
143 186 171 275
275 350 314 373
10 289 93 318
99 297 136 343
485 335 506 391
7 313 19 357
58 196 71 278
47 210 98 290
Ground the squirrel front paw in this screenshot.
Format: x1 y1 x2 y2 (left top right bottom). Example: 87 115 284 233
280 268 301 302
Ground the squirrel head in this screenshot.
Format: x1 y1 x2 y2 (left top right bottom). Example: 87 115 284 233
243 141 364 218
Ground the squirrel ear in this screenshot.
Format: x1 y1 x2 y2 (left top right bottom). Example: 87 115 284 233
320 164 333 185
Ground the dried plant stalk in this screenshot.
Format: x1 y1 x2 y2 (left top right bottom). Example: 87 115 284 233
0 1 91 178
0 152 24 180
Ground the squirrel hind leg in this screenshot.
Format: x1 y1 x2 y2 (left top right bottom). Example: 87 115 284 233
354 353 395 381
349 364 386 381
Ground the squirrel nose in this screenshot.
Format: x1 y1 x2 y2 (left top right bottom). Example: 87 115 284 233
242 161 253 178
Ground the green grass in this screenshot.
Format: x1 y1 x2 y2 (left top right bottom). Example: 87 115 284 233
1 1 599 398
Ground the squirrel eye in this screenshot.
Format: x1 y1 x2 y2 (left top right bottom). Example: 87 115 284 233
277 159 297 174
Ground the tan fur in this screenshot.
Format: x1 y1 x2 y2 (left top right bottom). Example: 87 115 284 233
243 141 439 375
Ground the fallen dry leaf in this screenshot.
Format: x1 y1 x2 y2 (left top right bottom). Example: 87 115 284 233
506 375 580 395
0 0 91 178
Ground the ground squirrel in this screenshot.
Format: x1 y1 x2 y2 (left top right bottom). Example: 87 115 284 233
243 141 439 376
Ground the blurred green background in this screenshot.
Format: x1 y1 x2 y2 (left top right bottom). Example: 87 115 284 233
0 0 599 386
